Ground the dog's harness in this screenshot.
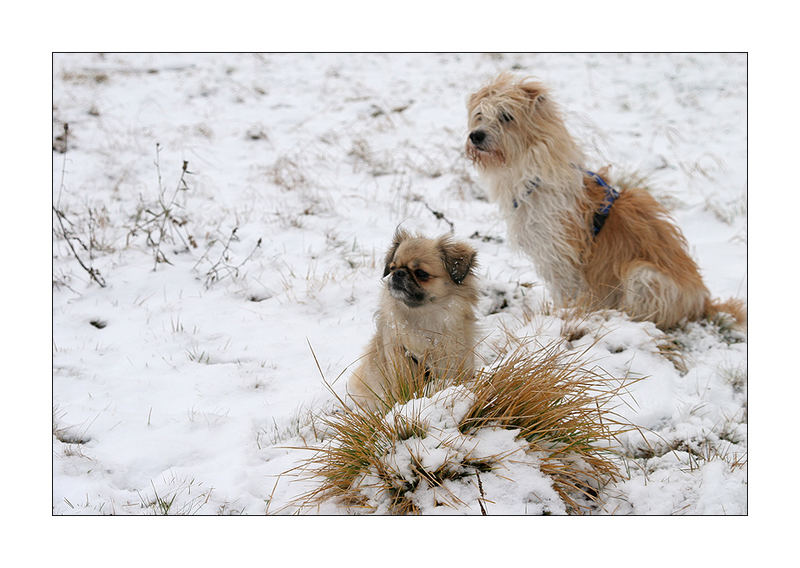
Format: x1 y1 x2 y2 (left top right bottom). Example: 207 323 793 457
511 177 541 209
512 169 619 238
404 348 433 383
585 170 620 237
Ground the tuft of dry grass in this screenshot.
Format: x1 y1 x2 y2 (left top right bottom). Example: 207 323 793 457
268 155 308 190
705 298 747 343
459 342 633 513
292 339 635 515
655 334 689 374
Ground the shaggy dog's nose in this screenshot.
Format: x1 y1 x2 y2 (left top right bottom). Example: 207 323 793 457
469 130 486 145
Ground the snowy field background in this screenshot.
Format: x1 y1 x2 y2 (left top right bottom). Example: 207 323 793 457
52 53 746 515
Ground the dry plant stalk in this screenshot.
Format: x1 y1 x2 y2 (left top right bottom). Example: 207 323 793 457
192 227 263 289
52 123 107 288
126 144 196 270
293 339 635 515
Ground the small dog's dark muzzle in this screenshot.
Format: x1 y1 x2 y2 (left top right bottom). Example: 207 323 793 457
389 268 426 307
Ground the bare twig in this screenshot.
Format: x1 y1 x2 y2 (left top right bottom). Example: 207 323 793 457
422 202 455 233
197 227 262 288
126 145 195 270
476 470 488 515
52 123 106 288
55 123 68 209
53 207 107 287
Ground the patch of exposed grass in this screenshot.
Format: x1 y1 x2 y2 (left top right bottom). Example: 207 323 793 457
268 155 308 190
655 335 688 374
136 475 213 515
186 346 212 364
53 407 92 445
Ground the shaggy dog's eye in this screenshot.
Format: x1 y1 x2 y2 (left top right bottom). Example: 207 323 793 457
499 111 514 123
414 269 430 282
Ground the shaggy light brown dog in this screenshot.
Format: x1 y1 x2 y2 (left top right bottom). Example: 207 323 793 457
466 73 744 329
348 230 479 410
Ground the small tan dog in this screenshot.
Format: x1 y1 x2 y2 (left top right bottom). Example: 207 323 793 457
466 73 744 329
348 230 478 410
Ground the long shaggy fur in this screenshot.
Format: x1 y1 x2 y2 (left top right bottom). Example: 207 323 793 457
466 73 745 329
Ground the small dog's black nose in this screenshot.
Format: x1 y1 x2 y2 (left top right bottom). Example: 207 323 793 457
469 130 486 145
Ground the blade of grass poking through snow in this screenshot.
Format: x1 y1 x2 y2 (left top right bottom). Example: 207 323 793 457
291 335 638 515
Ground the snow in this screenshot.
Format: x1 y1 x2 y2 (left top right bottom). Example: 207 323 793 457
52 53 746 515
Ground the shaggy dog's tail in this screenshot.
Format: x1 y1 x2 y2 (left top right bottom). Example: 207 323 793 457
704 297 747 329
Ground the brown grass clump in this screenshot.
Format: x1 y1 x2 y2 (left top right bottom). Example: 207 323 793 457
292 349 475 514
459 343 633 513
293 340 634 515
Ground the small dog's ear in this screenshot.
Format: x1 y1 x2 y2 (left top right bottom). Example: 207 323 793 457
438 237 477 285
383 228 411 277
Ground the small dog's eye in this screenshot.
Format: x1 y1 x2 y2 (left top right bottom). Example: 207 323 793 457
499 111 514 123
414 269 430 282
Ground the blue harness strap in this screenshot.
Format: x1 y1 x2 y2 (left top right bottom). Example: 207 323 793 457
511 177 541 209
512 169 619 237
585 170 619 237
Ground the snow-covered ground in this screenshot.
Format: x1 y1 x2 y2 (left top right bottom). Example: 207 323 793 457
52 53 746 515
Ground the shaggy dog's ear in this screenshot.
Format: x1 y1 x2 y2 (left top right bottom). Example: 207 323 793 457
520 80 547 105
383 228 411 277
438 237 477 285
